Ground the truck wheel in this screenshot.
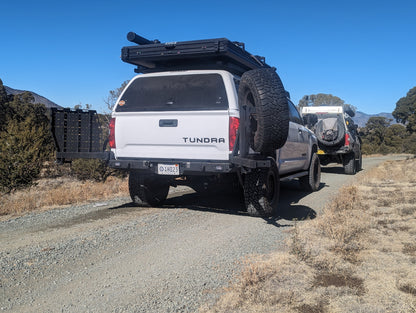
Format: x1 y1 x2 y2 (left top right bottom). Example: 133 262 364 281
244 162 279 217
343 153 356 175
238 68 289 155
356 150 362 171
129 172 170 207
299 153 321 191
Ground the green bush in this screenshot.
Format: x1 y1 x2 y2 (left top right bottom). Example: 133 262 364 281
403 133 416 155
360 117 416 155
0 85 53 192
70 158 127 182
71 159 111 181
361 142 377 155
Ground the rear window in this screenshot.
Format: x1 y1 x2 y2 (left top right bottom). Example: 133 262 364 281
116 74 228 112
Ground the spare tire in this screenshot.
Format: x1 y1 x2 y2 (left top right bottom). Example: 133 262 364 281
238 68 289 154
315 117 345 146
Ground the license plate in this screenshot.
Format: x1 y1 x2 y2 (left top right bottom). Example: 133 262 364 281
317 149 325 155
157 163 179 175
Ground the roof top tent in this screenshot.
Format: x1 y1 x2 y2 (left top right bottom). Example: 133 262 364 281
121 32 271 76
301 105 355 118
301 106 345 115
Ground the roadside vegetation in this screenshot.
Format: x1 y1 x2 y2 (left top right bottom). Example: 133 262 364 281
0 175 128 219
202 156 416 313
0 78 118 193
0 79 54 192
360 86 416 155
0 79 130 219
360 116 416 155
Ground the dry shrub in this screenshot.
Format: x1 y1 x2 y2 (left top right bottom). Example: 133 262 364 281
324 158 416 312
200 253 315 313
0 176 129 218
402 243 416 256
313 272 365 296
315 185 370 260
398 284 416 296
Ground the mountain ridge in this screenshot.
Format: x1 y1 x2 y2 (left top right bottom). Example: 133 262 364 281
5 86 62 109
352 111 396 127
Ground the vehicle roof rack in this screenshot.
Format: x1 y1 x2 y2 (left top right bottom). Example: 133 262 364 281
121 32 270 76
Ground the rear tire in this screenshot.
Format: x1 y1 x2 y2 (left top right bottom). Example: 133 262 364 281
343 153 356 175
299 153 321 191
356 151 362 171
244 161 280 217
238 68 289 155
129 172 170 207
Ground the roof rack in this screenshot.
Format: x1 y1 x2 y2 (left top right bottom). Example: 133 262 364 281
121 32 270 76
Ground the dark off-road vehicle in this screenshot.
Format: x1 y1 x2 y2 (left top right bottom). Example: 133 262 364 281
301 106 362 174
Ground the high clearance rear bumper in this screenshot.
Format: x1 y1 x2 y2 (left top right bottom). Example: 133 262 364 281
109 155 271 175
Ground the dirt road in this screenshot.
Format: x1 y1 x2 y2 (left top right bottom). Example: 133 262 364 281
0 155 407 312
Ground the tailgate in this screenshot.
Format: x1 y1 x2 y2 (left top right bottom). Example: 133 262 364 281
114 111 230 161
112 71 234 162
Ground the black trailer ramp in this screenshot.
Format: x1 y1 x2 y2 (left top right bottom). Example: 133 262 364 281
51 108 109 162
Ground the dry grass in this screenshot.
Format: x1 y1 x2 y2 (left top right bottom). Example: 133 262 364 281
0 176 129 219
202 156 416 313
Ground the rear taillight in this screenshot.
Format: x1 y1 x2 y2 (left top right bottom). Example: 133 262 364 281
109 118 116 149
229 117 240 151
344 133 350 147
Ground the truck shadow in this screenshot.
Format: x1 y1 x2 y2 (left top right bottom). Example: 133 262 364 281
278 181 319 221
164 182 319 226
321 165 365 175
321 166 345 174
164 191 247 216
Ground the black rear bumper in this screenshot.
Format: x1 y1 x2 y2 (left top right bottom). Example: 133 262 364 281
108 155 272 175
108 158 234 175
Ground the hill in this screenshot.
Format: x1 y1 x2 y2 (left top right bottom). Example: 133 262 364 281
352 111 396 127
5 85 62 109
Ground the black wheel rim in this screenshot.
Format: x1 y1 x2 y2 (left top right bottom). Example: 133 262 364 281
266 170 278 202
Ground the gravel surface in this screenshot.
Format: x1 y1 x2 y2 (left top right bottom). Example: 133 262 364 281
0 155 407 312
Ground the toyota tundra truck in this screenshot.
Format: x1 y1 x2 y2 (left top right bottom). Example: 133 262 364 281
51 33 321 217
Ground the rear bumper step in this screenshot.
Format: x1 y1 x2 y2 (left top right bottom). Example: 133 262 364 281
109 158 233 174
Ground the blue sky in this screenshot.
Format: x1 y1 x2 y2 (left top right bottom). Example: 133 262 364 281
1 0 415 114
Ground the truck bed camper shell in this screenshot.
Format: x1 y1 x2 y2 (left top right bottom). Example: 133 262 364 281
122 32 270 76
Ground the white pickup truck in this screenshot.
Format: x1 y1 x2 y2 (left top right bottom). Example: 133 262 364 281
52 33 321 217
